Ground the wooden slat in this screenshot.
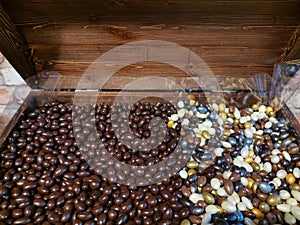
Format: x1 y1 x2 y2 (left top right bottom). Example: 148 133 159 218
31 44 279 77
0 5 36 79
2 0 300 25
17 24 295 48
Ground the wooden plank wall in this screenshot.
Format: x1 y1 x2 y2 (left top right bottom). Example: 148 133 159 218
1 0 300 87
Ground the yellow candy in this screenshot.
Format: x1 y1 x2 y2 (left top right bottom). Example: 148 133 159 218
267 194 281 207
265 106 273 115
190 99 195 106
269 111 275 117
244 122 251 129
289 136 296 142
253 134 263 140
227 113 234 118
286 173 296 184
203 192 215 204
218 103 226 112
223 129 231 136
252 208 265 219
219 112 227 122
244 157 253 163
202 131 210 139
247 177 254 189
216 205 224 214
195 132 202 138
186 161 198 169
249 150 255 158
252 104 259 111
188 169 197 176
167 120 174 128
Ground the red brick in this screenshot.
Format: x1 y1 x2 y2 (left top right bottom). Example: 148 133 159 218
0 89 12 104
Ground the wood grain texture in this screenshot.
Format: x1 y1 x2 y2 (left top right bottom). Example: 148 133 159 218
1 0 299 84
0 5 36 79
280 26 300 62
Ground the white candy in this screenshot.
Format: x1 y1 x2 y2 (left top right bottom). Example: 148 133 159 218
263 162 272 173
205 205 218 214
189 193 203 204
233 158 242 167
203 120 213 127
244 217 256 225
241 177 249 187
276 170 287 179
201 213 212 224
280 190 291 200
211 178 221 190
240 116 248 123
259 105 266 113
182 118 190 126
208 128 216 135
234 108 241 119
227 118 234 124
273 177 282 187
254 156 261 164
232 192 240 203
222 141 232 148
277 204 291 213
236 156 244 161
242 197 253 210
177 101 184 108
212 103 219 111
291 190 300 202
272 149 280 155
284 212 296 225
241 147 249 158
223 171 232 180
269 117 278 124
251 113 258 121
293 167 300 178
286 198 298 206
171 114 179 121
282 151 291 161
244 129 253 138
199 138 206 147
217 187 228 197
221 201 237 213
227 196 237 204
217 117 224 126
264 121 272 129
178 109 186 118
197 112 209 119
256 130 263 135
291 206 300 220
271 155 280 164
179 170 188 179
258 112 267 119
237 202 247 211
214 148 224 157
241 161 253 173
